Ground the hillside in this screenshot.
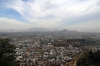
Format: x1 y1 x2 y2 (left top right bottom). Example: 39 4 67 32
76 50 100 66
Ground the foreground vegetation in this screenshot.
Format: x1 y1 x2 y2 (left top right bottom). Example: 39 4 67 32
0 38 18 66
76 50 100 66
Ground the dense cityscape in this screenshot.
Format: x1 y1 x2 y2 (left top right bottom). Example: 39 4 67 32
0 0 100 66
0 30 100 66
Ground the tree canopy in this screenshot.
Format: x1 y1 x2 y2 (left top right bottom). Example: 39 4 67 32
77 50 100 66
0 38 17 66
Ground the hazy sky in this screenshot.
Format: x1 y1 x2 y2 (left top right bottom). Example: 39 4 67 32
0 0 100 32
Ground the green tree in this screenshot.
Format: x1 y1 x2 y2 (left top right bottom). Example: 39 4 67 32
0 38 18 66
77 51 100 66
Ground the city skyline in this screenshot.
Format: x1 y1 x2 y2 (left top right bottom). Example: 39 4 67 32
0 0 100 32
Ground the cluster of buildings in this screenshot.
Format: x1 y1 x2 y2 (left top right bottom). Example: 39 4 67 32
15 41 82 66
0 32 100 66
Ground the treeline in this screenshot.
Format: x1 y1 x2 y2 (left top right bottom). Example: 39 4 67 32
76 50 100 66
0 38 19 66
67 39 96 44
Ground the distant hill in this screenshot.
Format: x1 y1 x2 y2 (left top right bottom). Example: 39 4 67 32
0 28 51 32
0 28 97 34
25 27 51 32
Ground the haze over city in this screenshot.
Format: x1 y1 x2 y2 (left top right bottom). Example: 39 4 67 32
1 1 100 66
0 0 100 32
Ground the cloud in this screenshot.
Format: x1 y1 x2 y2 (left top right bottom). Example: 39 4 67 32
0 17 33 29
0 0 100 32
66 18 100 32
5 0 100 19
28 18 62 29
